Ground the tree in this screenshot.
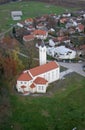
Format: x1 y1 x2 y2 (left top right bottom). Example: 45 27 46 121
11 48 24 72
47 16 57 29
12 26 16 37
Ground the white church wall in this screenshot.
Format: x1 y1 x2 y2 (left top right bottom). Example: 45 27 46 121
16 80 32 92
30 86 37 93
36 84 48 93
39 45 47 65
34 67 60 84
46 68 60 83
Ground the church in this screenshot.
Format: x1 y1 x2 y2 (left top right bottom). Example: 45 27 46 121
16 43 60 94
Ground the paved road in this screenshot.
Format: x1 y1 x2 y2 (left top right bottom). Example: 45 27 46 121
59 62 85 77
60 69 74 79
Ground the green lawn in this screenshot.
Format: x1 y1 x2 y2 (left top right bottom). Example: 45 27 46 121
0 1 66 32
0 73 85 130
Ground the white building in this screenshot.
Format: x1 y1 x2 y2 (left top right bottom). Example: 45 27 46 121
62 13 71 17
47 46 76 60
39 43 47 65
11 11 22 21
16 44 60 95
49 39 55 47
33 29 48 40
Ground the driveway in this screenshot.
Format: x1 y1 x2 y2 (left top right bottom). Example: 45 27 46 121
59 62 85 77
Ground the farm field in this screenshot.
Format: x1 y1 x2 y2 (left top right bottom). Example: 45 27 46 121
0 1 66 32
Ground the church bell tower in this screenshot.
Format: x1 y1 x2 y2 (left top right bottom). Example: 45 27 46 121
39 42 46 66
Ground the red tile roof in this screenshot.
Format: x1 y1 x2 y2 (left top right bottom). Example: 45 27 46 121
25 18 33 23
33 29 47 35
23 34 34 42
30 83 36 89
79 44 85 50
17 72 32 81
34 77 48 84
29 61 59 77
78 24 84 31
21 85 26 88
60 18 68 23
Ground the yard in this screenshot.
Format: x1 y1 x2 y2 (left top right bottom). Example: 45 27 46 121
0 73 85 130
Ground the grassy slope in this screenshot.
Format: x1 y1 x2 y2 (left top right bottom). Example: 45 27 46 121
0 73 85 130
0 1 66 32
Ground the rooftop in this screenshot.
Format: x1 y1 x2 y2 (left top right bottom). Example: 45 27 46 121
29 61 59 77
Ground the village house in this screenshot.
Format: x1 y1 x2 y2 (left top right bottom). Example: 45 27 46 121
33 29 48 40
68 27 76 34
25 18 33 25
11 11 23 21
57 36 70 44
47 46 76 60
76 23 85 32
60 17 68 24
16 44 60 94
23 34 34 42
76 44 85 56
62 12 71 17
36 23 46 29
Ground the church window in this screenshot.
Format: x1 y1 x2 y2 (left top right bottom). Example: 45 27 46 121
38 86 41 90
48 72 50 80
38 86 44 90
52 71 54 79
42 86 44 90
56 70 58 76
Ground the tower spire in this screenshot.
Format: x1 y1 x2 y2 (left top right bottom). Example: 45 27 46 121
39 41 47 66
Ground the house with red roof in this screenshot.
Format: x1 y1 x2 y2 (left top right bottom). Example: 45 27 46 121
16 61 59 94
76 24 85 32
23 34 34 42
25 18 33 25
33 29 48 40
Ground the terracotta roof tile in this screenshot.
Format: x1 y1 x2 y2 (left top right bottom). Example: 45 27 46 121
30 83 36 89
78 24 84 30
23 34 34 42
34 77 48 84
60 18 68 23
79 44 85 49
21 85 26 88
33 29 47 35
25 18 33 23
18 72 32 81
29 61 59 77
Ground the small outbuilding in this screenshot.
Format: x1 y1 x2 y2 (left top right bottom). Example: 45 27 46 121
11 11 23 20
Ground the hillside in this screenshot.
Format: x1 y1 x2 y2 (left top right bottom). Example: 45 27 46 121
0 0 85 8
29 0 85 8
